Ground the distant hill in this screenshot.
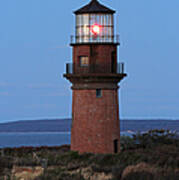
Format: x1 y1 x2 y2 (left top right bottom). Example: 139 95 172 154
120 119 179 133
0 119 71 133
0 119 178 133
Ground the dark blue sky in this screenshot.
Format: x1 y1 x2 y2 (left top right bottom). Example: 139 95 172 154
0 0 179 122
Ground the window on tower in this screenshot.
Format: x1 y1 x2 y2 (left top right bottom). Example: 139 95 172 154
79 56 89 67
96 89 102 98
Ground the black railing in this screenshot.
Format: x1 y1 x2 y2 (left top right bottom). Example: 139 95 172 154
70 35 120 44
66 63 125 75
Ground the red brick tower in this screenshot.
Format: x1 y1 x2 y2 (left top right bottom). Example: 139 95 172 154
64 0 127 154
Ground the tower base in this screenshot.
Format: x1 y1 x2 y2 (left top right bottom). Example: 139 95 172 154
71 89 120 154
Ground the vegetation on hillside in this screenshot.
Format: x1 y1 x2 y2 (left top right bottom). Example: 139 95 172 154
0 129 179 180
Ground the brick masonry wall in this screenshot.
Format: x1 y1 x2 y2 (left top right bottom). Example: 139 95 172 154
73 45 117 73
71 89 120 154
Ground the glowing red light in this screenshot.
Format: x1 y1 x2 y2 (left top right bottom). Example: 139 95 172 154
91 24 101 35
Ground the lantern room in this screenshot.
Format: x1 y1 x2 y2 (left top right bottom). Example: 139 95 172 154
72 0 119 44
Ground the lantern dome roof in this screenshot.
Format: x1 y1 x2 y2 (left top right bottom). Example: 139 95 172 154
74 0 115 14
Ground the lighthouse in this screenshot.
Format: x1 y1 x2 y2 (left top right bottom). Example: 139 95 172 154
64 0 127 154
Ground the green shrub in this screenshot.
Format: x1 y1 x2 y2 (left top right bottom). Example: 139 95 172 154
0 157 13 169
122 171 154 180
91 154 117 166
91 165 112 174
35 167 85 180
111 165 126 179
133 129 179 149
120 136 136 150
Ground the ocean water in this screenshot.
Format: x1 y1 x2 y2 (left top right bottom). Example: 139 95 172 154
0 120 178 148
0 131 134 148
0 132 71 148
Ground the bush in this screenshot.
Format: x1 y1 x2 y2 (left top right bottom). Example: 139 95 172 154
0 157 13 169
91 154 117 166
35 167 85 180
122 171 154 180
133 129 179 149
91 165 112 174
111 165 126 179
120 136 137 150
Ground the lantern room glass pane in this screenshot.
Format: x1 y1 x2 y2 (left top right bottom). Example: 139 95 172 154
83 14 89 25
76 14 114 43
